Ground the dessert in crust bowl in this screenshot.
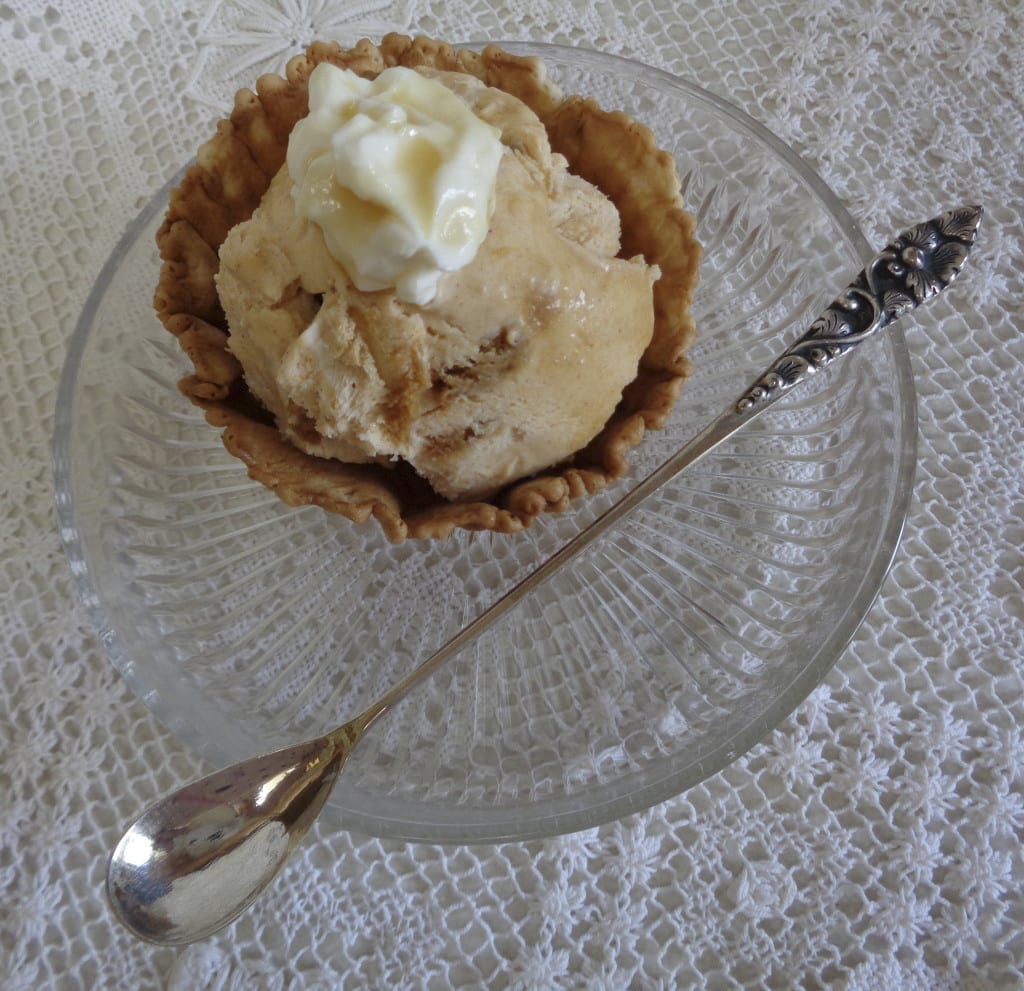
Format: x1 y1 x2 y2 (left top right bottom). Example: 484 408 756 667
154 34 701 542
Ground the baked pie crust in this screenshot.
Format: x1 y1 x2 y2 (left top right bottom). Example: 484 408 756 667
154 34 701 541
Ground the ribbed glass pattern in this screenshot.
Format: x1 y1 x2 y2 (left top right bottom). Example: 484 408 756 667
54 46 915 841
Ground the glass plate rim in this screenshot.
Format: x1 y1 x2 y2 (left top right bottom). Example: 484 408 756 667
52 41 918 844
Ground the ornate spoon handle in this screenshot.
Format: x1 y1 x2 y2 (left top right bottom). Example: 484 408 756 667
361 206 984 723
735 205 983 412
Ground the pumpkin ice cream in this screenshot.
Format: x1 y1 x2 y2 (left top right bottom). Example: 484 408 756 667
216 64 659 501
154 36 701 541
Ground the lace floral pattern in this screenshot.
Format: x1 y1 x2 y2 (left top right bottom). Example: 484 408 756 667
1 0 1022 988
184 0 417 108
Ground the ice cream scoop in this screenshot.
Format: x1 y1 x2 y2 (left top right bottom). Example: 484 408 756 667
217 67 659 502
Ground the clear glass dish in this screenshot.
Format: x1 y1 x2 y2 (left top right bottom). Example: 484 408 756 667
53 43 916 843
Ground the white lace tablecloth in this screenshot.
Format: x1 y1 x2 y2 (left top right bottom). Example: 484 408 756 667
3 1 1022 987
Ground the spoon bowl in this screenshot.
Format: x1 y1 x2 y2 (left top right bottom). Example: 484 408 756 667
107 723 361 944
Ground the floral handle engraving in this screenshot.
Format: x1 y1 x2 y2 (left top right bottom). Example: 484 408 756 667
735 206 983 413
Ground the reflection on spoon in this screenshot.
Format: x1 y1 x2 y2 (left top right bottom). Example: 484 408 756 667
107 206 982 945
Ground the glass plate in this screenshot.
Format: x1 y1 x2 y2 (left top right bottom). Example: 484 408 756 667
53 43 916 843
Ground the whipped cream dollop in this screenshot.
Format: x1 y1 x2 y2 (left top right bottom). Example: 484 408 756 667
286 63 503 305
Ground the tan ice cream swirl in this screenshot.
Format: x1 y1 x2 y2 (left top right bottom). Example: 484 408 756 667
216 66 660 501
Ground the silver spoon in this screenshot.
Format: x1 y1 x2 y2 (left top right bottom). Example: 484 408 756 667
108 206 982 945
